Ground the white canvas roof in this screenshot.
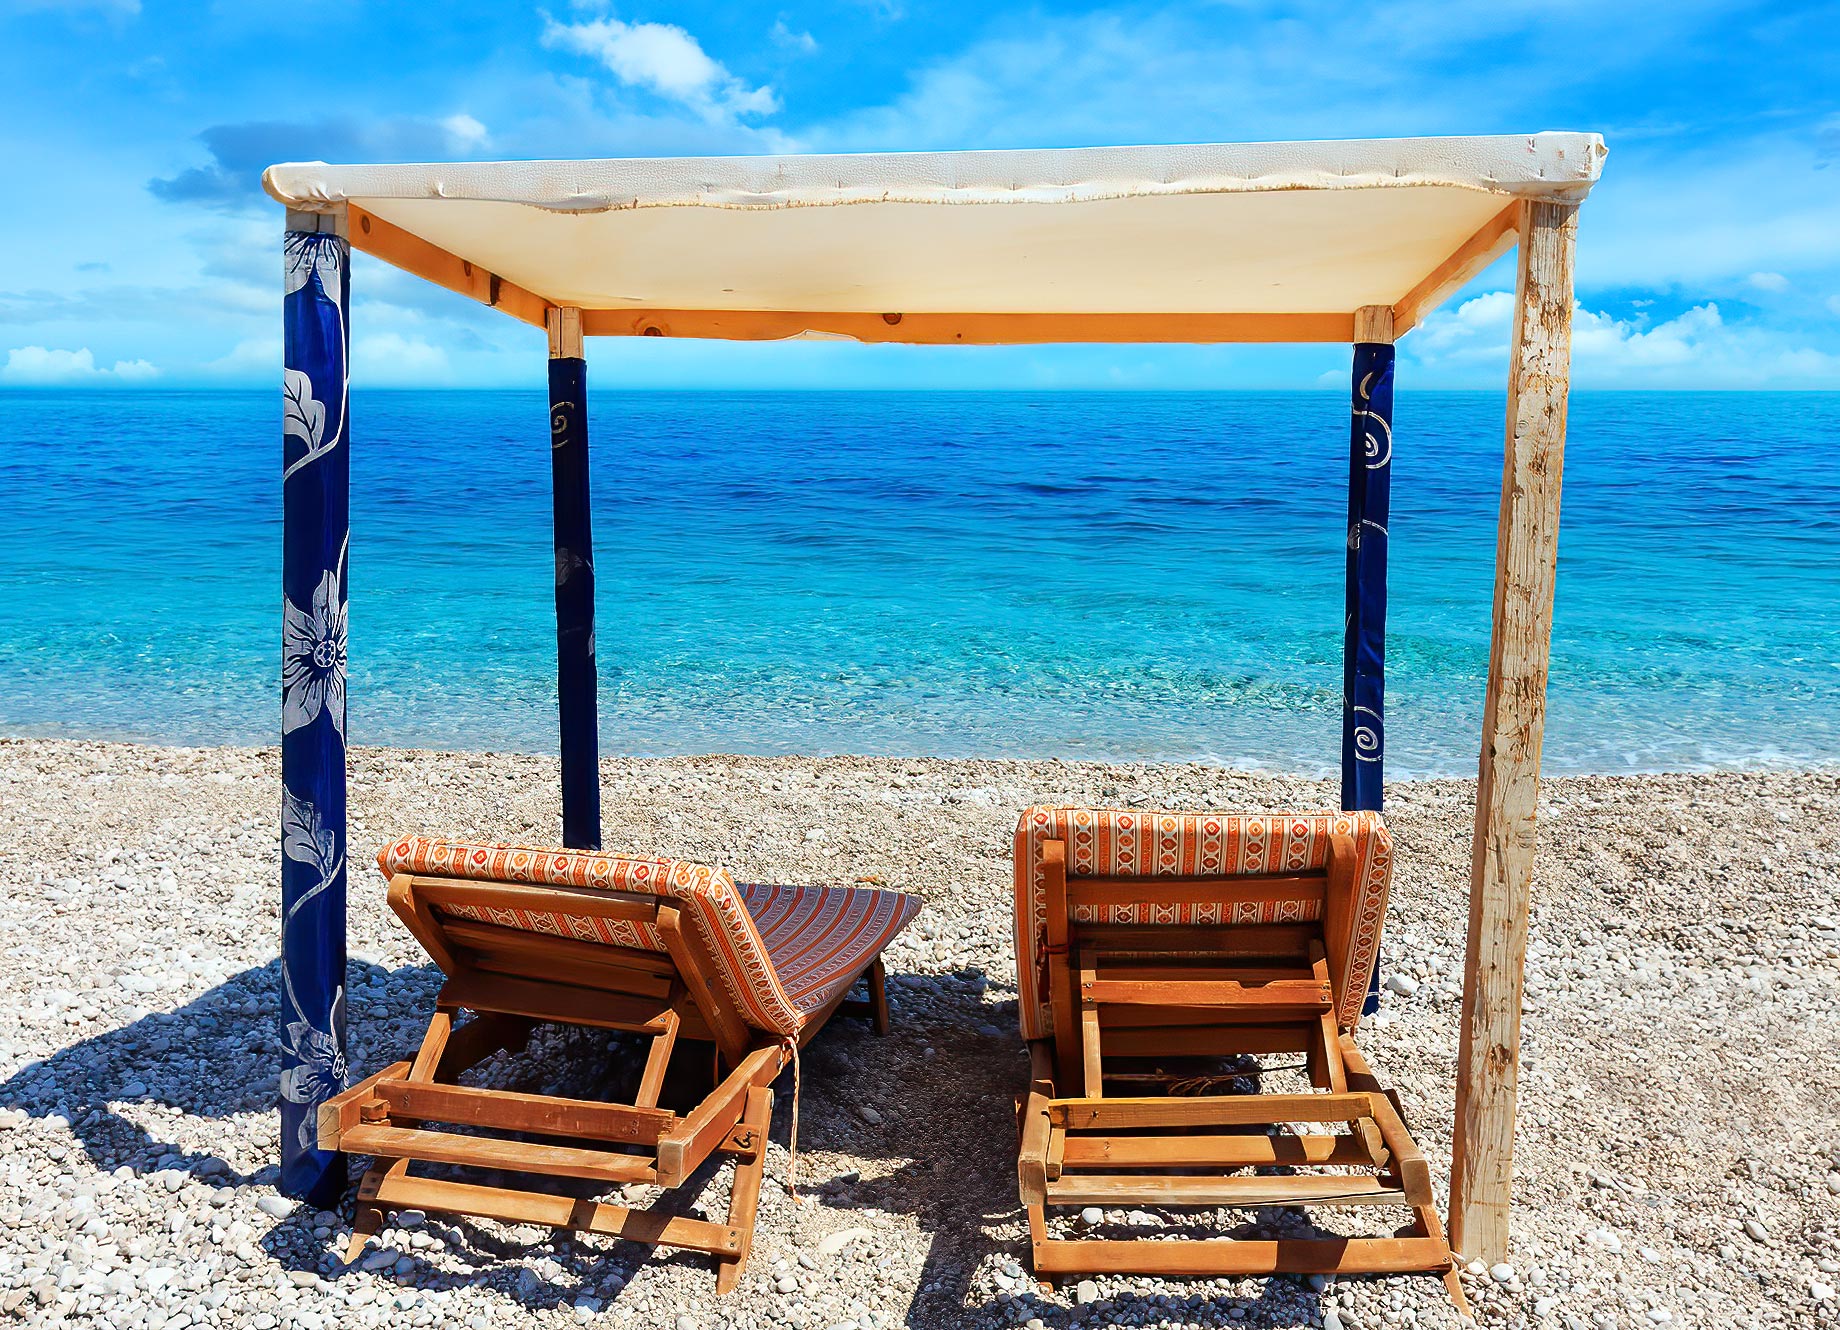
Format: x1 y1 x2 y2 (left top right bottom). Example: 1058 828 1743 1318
264 133 1605 342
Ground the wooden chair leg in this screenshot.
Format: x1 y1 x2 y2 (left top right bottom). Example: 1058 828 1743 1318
867 958 890 1036
714 1086 772 1294
635 1009 680 1109
343 1157 405 1263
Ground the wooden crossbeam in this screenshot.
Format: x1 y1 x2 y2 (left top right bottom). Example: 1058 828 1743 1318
349 207 552 329
1392 202 1521 335
576 309 1357 345
374 1078 676 1145
1046 1174 1407 1208
370 1173 745 1255
340 1124 658 1185
1059 1132 1374 1169
1080 976 1332 1009
1052 1091 1374 1131
1030 1235 1453 1276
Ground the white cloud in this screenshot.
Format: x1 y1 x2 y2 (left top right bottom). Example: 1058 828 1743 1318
771 19 818 54
542 13 777 122
1748 271 1790 293
441 113 489 150
1408 291 1840 388
202 337 280 377
1 346 157 385
350 332 452 386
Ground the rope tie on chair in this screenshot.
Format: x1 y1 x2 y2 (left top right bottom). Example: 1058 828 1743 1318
780 1035 802 1202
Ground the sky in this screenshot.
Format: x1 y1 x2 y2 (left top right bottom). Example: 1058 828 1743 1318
1 0 1837 391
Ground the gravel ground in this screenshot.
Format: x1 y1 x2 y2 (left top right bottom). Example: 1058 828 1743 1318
0 737 1835 1330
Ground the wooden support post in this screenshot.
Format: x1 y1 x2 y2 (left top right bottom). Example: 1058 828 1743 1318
280 205 352 1206
1343 303 1394 814
1345 304 1395 1019
546 306 601 849
1449 201 1579 1264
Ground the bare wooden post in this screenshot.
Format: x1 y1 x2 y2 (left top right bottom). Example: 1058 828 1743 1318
1448 200 1579 1263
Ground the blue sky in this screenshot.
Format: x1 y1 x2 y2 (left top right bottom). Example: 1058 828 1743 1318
1 0 1836 389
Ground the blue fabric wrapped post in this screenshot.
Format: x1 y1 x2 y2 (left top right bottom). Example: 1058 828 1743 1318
278 211 352 1204
548 308 602 849
1345 309 1394 1014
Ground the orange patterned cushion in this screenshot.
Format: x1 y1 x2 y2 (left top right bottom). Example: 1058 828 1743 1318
1012 807 1393 1038
376 837 918 1037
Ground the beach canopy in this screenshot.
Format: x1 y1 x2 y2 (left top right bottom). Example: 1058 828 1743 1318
263 133 1604 342
265 132 1606 1272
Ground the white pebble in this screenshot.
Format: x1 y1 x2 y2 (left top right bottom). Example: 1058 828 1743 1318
1080 1207 1102 1225
256 1195 296 1219
1074 1279 1100 1304
1384 973 1420 997
1743 1218 1769 1242
1490 1262 1516 1283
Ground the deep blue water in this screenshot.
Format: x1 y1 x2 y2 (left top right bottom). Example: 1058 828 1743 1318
1 389 1836 775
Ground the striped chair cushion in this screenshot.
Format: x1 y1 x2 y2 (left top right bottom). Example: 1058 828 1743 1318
377 837 917 1036
1012 807 1393 1038
740 882 920 1018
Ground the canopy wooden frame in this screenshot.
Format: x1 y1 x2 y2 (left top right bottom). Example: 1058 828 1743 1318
271 135 1595 1270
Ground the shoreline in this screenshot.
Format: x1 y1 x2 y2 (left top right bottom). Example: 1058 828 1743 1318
6 732 1835 783
0 737 1835 1328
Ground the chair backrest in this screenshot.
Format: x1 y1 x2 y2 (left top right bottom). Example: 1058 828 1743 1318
1012 807 1393 1035
377 837 806 1037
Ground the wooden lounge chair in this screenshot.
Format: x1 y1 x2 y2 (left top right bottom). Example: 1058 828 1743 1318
1011 807 1465 1309
319 837 920 1292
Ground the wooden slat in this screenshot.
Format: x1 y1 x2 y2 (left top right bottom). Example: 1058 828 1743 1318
576 309 1356 345
438 970 675 1035
1068 876 1324 911
1018 1040 1056 1204
1075 923 1315 959
1060 1132 1374 1169
1043 839 1079 1088
442 921 675 998
369 1174 743 1254
1030 1235 1452 1276
1092 1023 1309 1056
1089 964 1316 984
340 1124 656 1184
1450 199 1578 1266
442 918 676 977
1078 949 1103 1098
350 206 552 329
375 1079 675 1145
411 876 662 926
656 903 753 1066
1392 202 1520 335
1323 834 1359 1026
1047 1173 1406 1208
634 1008 680 1109
1081 977 1332 1009
1053 1092 1374 1131
714 1085 772 1294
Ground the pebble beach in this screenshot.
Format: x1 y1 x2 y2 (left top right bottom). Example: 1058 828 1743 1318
0 737 1835 1330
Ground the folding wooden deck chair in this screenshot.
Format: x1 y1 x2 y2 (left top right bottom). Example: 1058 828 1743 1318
319 837 920 1292
1011 807 1465 1308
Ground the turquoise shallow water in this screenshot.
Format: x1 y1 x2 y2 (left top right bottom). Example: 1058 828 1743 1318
1 389 1835 775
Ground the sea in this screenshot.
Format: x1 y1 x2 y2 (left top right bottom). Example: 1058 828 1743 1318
2 389 1836 777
